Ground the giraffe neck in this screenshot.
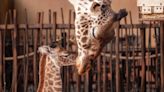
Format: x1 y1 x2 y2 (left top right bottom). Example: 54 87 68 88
37 55 62 92
37 46 77 92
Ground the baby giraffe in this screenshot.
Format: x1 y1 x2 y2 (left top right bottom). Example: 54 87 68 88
37 45 77 92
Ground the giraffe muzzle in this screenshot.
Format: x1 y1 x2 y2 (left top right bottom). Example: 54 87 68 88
76 60 91 75
77 63 91 75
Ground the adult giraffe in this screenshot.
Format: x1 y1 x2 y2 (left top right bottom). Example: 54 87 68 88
68 0 127 74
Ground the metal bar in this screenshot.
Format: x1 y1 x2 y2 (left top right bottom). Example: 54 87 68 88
140 24 146 92
11 9 18 92
160 21 164 92
116 25 120 92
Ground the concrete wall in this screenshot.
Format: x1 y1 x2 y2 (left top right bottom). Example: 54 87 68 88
14 0 139 24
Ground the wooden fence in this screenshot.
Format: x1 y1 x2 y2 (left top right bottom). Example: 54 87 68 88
0 9 164 92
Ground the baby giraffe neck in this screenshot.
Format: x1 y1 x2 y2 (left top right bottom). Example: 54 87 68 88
37 55 62 92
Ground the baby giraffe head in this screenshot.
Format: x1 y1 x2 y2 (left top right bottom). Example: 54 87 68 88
68 0 127 75
38 43 73 67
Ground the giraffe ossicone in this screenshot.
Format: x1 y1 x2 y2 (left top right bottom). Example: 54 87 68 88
37 45 76 92
68 0 128 74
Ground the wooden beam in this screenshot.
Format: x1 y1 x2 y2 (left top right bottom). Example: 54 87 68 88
115 24 120 92
11 9 18 92
160 22 164 92
140 26 146 92
0 24 161 30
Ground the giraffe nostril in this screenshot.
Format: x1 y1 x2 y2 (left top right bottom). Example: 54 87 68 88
101 5 105 8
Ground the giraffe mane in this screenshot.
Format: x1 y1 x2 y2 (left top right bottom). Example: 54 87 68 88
38 46 60 69
37 55 46 92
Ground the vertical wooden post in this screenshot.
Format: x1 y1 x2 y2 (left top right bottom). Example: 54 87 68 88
154 25 160 91
0 11 7 92
24 9 29 92
85 70 93 92
97 56 101 92
140 25 146 92
33 12 40 91
85 71 89 92
124 16 129 91
47 9 51 44
147 22 152 91
3 12 8 92
11 9 18 92
160 22 164 92
66 10 72 92
103 54 106 92
0 25 3 92
76 74 81 92
110 42 114 92
52 12 57 42
115 25 120 92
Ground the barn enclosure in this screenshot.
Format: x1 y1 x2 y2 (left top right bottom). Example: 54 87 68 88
0 8 164 92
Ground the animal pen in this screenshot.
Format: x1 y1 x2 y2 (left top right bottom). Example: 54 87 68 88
0 9 164 92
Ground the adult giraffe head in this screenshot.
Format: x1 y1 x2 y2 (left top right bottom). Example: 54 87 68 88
68 0 127 75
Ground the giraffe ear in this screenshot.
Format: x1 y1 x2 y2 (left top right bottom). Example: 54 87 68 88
68 36 77 47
